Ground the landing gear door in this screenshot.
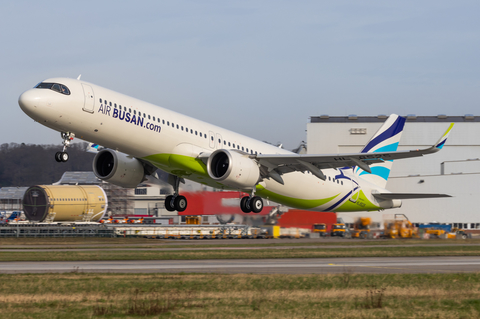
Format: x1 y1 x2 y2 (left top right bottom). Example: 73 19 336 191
82 84 95 113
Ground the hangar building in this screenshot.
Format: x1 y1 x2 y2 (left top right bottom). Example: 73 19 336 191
307 114 480 229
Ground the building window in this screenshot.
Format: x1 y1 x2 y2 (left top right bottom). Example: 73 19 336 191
135 188 147 195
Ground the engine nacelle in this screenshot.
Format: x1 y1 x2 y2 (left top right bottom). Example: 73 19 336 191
207 149 260 189
93 149 145 188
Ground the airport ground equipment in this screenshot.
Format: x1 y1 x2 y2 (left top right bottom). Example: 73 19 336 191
418 224 471 239
351 217 373 239
330 223 350 238
113 224 264 239
22 185 107 223
418 224 452 238
312 223 328 237
384 214 418 239
0 223 114 238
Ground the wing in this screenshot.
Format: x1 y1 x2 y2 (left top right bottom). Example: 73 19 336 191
251 123 454 184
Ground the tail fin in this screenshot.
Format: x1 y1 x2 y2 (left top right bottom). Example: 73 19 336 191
354 114 406 188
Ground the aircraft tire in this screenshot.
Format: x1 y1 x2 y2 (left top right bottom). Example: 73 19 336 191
60 152 69 162
55 152 62 162
251 196 263 213
165 195 176 212
174 195 187 212
240 196 251 213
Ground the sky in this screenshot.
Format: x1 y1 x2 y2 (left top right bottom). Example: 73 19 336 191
2 1 480 150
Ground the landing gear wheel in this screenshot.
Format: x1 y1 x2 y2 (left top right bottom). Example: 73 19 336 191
240 196 251 213
250 196 263 213
174 195 187 212
60 152 69 162
165 195 175 212
55 152 62 162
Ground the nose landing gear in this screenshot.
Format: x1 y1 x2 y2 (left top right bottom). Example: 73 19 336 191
55 132 75 162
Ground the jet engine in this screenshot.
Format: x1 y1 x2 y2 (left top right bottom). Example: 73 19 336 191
207 149 260 189
93 149 145 188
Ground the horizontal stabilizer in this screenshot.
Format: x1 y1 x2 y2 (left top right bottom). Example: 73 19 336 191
373 193 452 200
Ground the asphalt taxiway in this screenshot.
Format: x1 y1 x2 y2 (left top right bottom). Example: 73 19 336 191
1 256 479 274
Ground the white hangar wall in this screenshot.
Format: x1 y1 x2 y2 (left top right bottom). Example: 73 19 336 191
306 115 480 227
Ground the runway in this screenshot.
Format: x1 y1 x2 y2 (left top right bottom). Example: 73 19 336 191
1 256 479 274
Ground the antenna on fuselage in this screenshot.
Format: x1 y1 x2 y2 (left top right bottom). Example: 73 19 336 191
77 74 82 80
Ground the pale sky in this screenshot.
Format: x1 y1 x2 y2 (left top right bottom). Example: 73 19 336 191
2 1 479 150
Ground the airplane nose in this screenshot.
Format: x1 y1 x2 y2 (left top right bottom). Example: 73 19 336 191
18 89 43 114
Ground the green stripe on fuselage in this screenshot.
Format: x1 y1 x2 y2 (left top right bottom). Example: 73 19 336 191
334 190 381 212
143 153 353 210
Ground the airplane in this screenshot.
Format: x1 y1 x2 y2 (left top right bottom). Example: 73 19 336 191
18 77 453 214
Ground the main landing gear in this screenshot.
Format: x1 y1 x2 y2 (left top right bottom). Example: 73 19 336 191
55 132 75 162
240 195 263 213
164 175 187 212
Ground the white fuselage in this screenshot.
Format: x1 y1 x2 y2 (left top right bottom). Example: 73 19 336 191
19 77 391 212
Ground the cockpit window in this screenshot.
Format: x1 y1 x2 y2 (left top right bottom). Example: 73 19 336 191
35 82 71 95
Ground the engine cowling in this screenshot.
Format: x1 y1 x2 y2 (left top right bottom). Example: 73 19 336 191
207 149 260 189
93 149 145 188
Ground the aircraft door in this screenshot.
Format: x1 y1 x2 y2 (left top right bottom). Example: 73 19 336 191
208 131 215 148
82 84 95 113
216 133 223 149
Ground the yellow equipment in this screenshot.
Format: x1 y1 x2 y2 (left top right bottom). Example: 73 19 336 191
331 223 350 238
384 214 418 239
22 185 107 222
185 216 201 225
312 223 328 237
351 217 372 239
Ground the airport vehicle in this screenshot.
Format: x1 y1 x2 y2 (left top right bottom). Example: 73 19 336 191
19 78 453 214
331 223 350 238
312 223 328 237
384 214 418 239
351 217 373 239
418 224 471 239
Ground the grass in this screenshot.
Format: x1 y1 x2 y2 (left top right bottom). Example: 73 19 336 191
1 244 480 261
0 272 479 318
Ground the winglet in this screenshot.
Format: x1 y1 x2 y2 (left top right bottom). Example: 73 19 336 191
434 123 454 150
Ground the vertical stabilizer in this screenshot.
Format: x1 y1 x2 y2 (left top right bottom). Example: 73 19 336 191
354 114 406 188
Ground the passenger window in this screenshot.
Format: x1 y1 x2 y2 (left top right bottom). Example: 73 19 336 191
228 142 231 147
176 125 179 129
181 126 184 131
134 110 136 115
237 145 240 150
191 129 193 134
163 120 165 124
242 147 244 151
172 122 174 127
157 118 160 123
224 141 226 145
205 135 207 139
99 98 102 103
195 131 198 135
233 143 235 148
211 136 214 141
148 115 151 119
143 113 146 118
153 116 155 121
199 132 202 137
246 148 249 152
109 102 112 106
219 139 221 144
167 121 170 125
